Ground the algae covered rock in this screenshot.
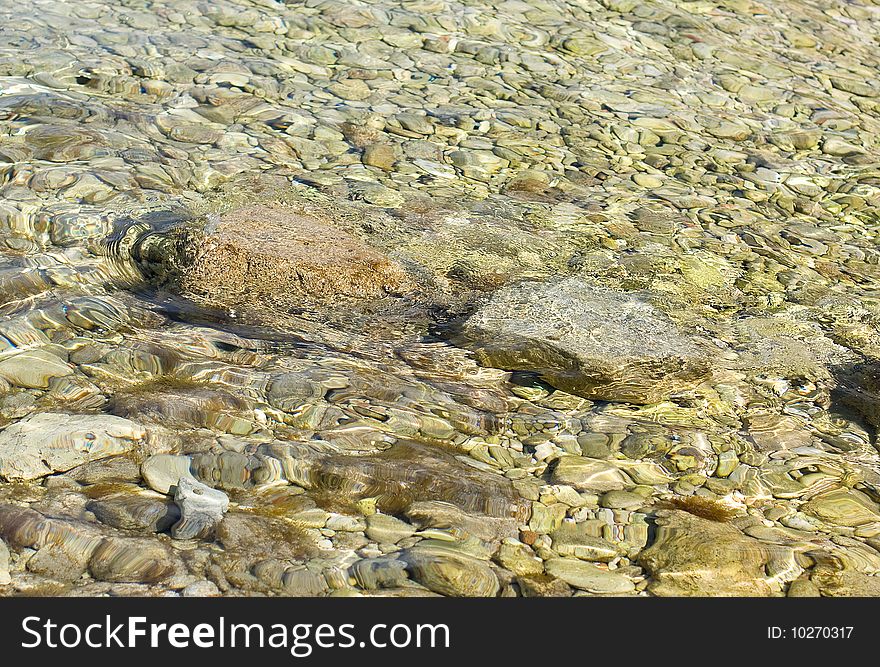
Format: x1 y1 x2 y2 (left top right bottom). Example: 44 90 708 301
638 510 775 597
462 278 712 403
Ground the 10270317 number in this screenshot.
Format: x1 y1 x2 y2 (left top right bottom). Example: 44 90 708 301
768 626 854 639
792 626 853 639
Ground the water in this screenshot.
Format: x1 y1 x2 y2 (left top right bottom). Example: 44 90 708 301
0 0 880 596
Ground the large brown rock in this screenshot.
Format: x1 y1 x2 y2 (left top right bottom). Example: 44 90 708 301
142 205 411 306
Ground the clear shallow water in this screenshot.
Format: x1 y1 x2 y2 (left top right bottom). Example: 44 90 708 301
0 0 879 596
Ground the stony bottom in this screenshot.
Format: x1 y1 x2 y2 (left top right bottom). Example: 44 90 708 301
2 0 880 597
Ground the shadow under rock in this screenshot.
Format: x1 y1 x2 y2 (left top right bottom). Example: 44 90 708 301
827 358 880 445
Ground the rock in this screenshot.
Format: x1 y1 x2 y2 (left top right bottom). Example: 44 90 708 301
171 477 229 540
550 523 620 562
282 568 329 596
517 574 572 597
216 512 319 562
325 514 366 532
88 537 175 583
67 456 141 485
364 513 416 543
810 563 880 597
821 137 863 156
141 454 195 494
27 543 89 581
404 500 519 542
0 413 146 482
0 348 72 388
182 580 221 597
638 510 775 596
140 205 412 306
801 489 880 528
88 494 180 533
362 143 400 170
706 120 751 141
544 558 635 594
527 502 567 533
402 545 499 597
787 578 821 597
0 503 174 584
600 490 647 510
496 540 544 576
349 557 409 590
462 279 712 403
551 457 631 492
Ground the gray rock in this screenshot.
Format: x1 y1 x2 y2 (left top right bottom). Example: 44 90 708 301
0 413 146 482
462 279 711 403
171 477 229 540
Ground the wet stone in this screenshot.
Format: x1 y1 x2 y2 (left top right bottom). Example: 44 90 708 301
550 523 620 562
349 557 409 590
801 489 880 528
463 279 712 403
364 513 416 544
0 349 72 388
402 545 500 598
171 477 229 540
0 413 146 482
543 558 635 595
639 511 776 597
138 204 412 308
516 574 572 598
551 457 631 492
88 494 180 533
